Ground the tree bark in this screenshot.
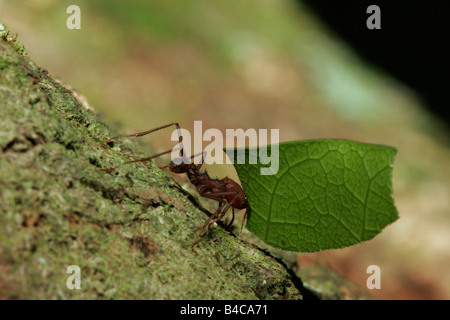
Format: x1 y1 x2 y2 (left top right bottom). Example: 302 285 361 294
0 32 308 299
0 31 369 300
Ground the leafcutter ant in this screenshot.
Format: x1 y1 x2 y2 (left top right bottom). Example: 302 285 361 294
101 123 250 255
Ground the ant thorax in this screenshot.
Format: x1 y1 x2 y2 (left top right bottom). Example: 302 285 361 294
188 171 213 188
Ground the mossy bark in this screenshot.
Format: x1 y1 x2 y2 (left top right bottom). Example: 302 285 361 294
0 32 307 299
0 30 371 300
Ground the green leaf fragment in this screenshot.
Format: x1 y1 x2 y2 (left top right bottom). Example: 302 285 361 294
225 139 399 252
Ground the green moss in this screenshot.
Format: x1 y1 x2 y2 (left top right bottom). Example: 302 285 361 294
0 37 302 299
0 24 27 56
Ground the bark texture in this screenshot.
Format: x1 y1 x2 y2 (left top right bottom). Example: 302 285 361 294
0 31 304 300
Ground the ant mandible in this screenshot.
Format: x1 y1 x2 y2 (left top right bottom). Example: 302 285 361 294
101 123 250 255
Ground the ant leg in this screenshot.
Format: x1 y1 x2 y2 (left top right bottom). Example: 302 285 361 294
197 190 228 203
190 201 226 255
197 191 238 230
202 195 239 231
199 191 238 200
226 208 235 230
190 191 239 254
208 202 223 231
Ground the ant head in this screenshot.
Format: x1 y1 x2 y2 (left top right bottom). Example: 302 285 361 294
169 159 189 173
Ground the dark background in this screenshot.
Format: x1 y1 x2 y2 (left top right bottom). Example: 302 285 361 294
301 0 450 127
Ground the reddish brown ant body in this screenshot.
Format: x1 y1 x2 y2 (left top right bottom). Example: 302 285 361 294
101 123 250 255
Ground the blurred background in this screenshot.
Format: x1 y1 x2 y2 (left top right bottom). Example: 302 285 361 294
0 0 448 299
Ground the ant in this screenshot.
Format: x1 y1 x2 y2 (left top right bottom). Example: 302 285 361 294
101 123 250 255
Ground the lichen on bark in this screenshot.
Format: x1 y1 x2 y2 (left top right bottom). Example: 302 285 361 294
0 32 303 299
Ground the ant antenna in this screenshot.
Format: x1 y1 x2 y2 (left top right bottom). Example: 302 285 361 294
102 122 184 172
